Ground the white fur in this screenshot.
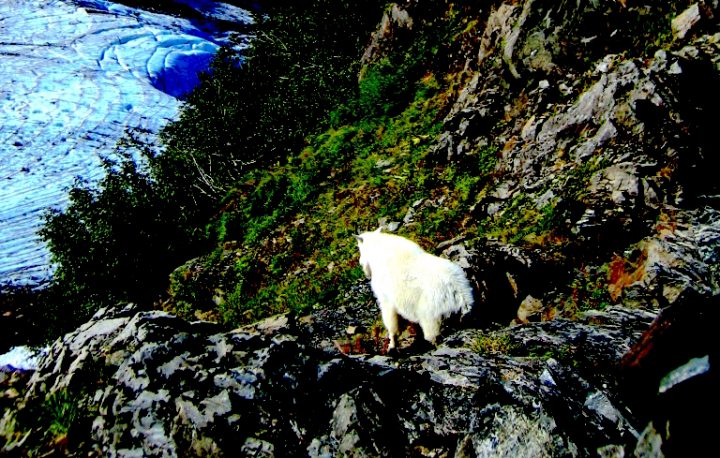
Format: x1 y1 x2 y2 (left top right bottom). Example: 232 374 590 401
355 228 474 350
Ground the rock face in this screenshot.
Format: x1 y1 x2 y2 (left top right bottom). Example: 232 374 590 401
423 0 720 323
0 303 667 457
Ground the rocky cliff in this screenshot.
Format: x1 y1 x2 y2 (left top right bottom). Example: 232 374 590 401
2 0 720 456
1 295 716 456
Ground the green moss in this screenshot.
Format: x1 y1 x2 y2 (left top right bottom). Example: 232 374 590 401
482 194 555 244
527 344 577 363
472 332 517 355
563 154 610 201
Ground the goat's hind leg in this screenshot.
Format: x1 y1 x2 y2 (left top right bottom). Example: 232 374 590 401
380 304 400 351
419 317 440 346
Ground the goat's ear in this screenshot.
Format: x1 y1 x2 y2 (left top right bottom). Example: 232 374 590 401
353 234 363 243
374 226 382 233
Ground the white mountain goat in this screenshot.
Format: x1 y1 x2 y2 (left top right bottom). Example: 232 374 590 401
354 228 474 350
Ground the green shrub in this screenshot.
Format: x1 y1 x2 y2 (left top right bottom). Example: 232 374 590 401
40 154 205 319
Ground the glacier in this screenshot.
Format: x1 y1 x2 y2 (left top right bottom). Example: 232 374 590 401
0 0 250 286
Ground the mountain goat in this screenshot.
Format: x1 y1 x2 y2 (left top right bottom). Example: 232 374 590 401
354 228 474 351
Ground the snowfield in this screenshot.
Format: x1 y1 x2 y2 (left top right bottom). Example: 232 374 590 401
0 0 250 285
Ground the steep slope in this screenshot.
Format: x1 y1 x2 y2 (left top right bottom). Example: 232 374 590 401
166 0 719 329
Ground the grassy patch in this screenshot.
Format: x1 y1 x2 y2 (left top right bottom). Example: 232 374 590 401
1 388 94 456
43 390 79 439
